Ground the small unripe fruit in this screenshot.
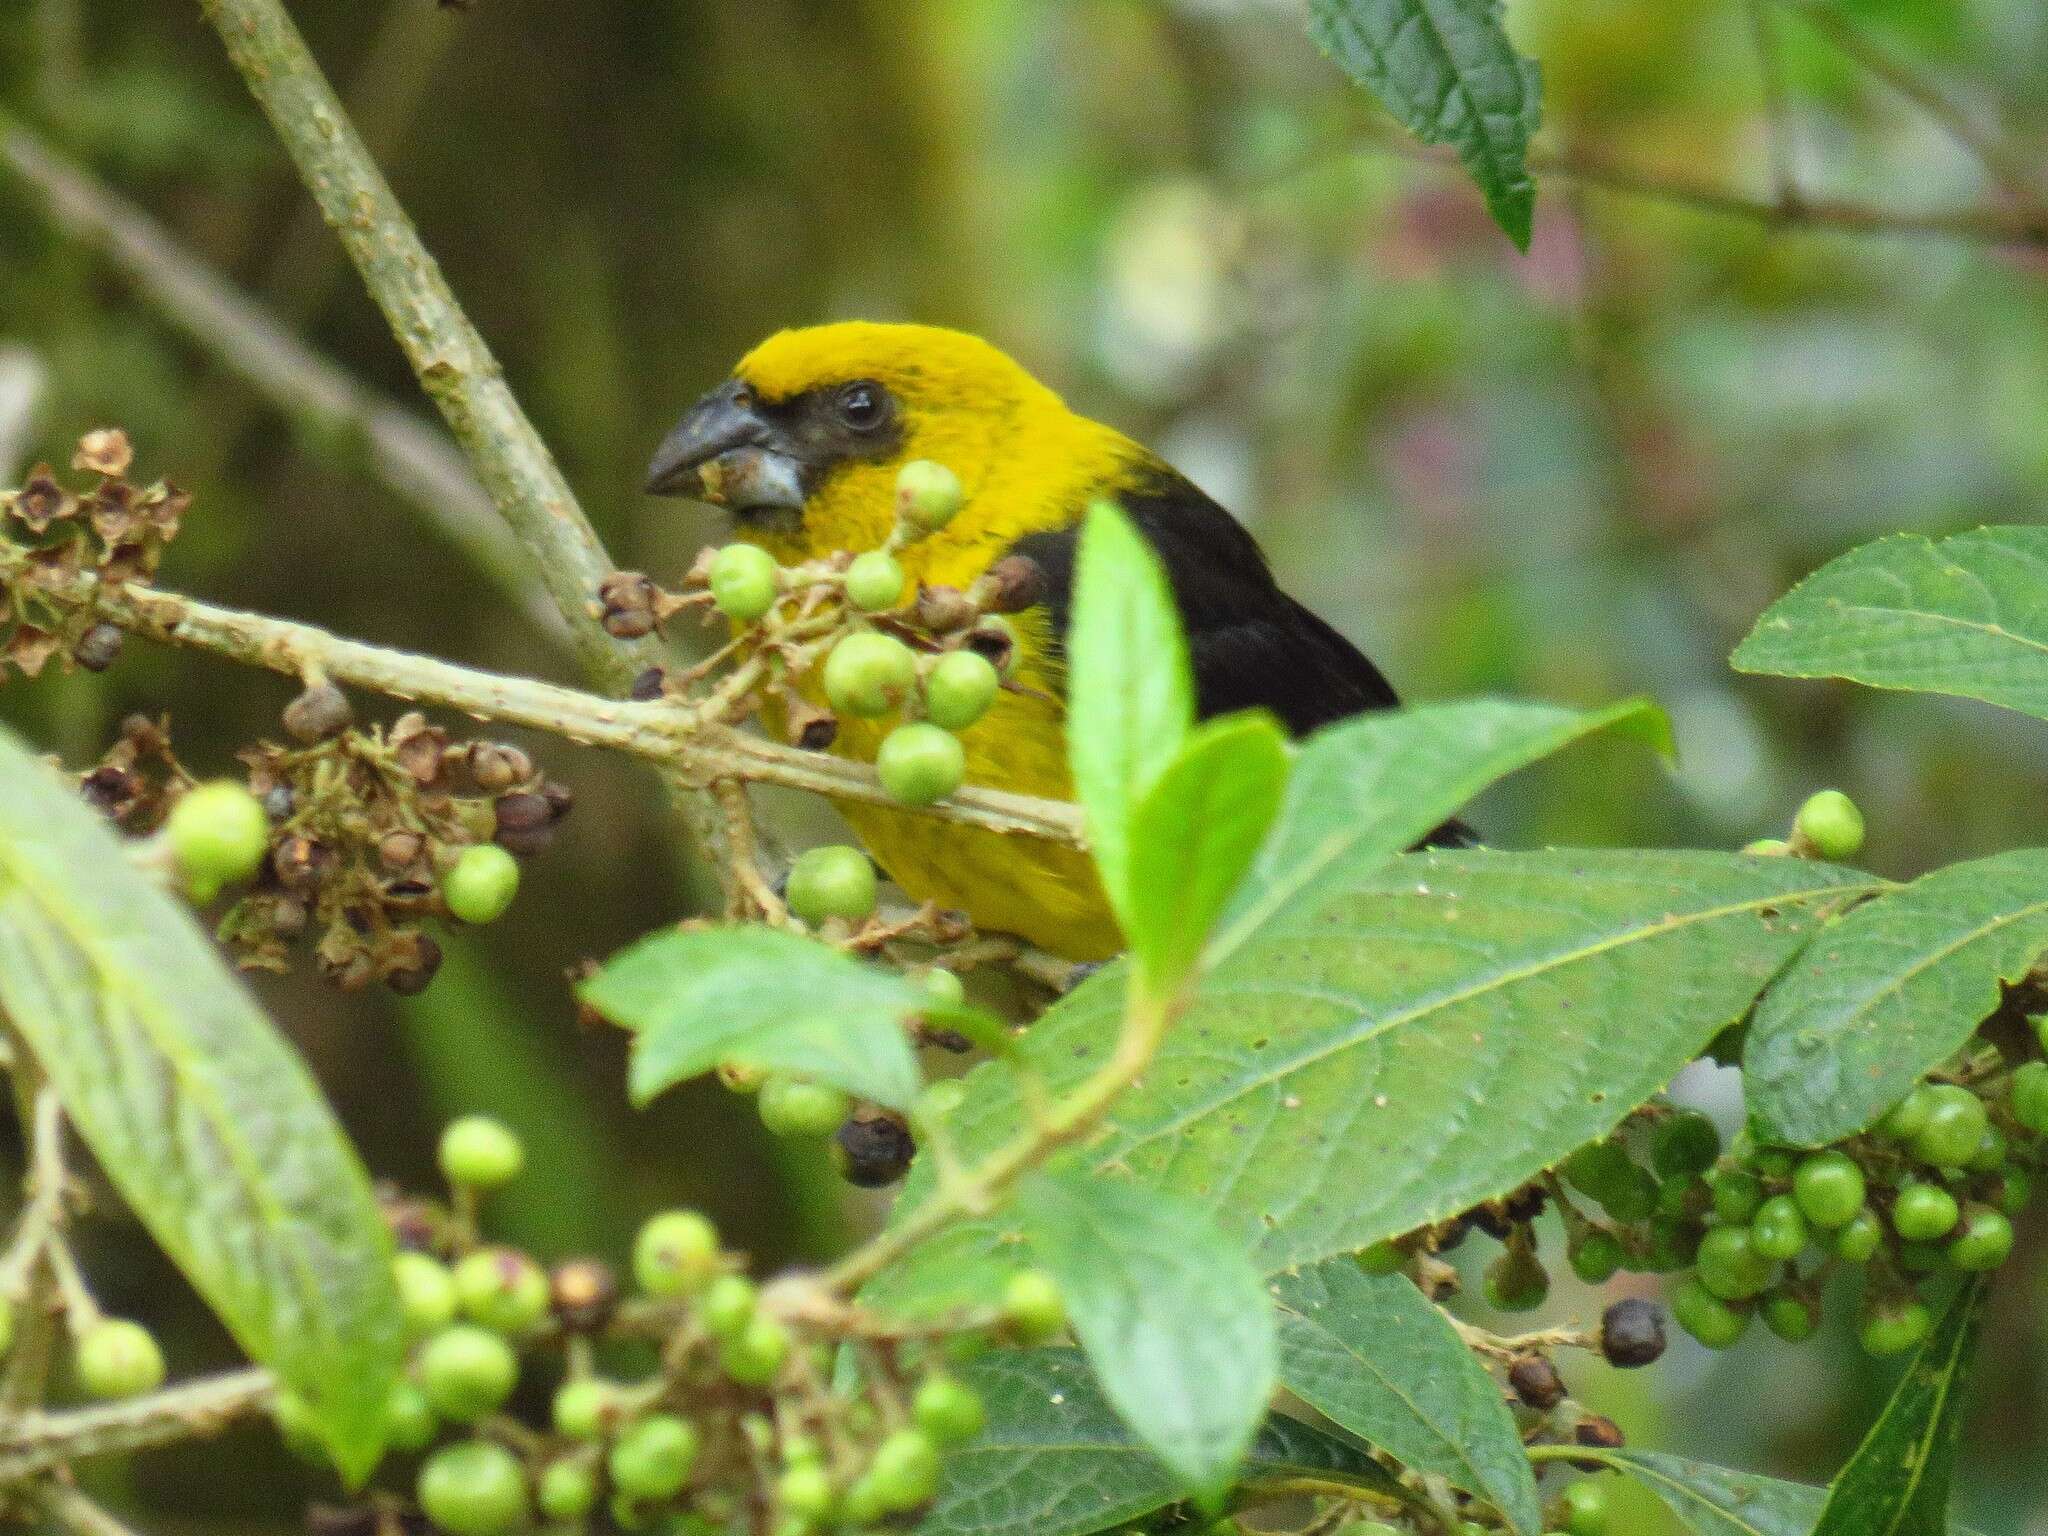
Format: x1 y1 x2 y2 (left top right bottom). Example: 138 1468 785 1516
539 1457 600 1520
1946 1205 2014 1271
778 1461 836 1521
1569 1229 1625 1285
923 967 967 1010
282 682 354 742
1892 1182 1960 1241
1706 1166 1764 1225
1910 1085 1988 1170
914 1372 987 1444
386 1379 439 1453
1652 1111 1721 1178
2011 1062 2048 1135
1968 1124 2008 1172
1483 1248 1550 1312
1792 1152 1866 1229
1742 837 1790 855
1795 789 1865 860
418 1440 530 1536
895 460 964 532
877 722 966 806
1002 1269 1065 1344
1559 1479 1610 1536
167 782 270 889
699 1274 758 1339
823 630 918 721
784 845 877 925
1834 1208 1883 1263
1694 1225 1774 1302
709 543 780 622
1599 1298 1666 1368
438 1116 523 1191
720 1313 793 1385
844 551 907 612
758 1077 851 1138
608 1413 699 1500
632 1210 720 1298
1761 1290 1820 1343
1990 1166 2033 1218
1670 1276 1749 1349
442 844 520 925
454 1247 551 1335
1880 1086 1937 1142
1749 1195 1809 1261
553 1377 622 1440
418 1325 518 1422
865 1426 941 1513
1859 1299 1932 1357
395 1252 460 1337
923 650 1001 731
75 1318 165 1400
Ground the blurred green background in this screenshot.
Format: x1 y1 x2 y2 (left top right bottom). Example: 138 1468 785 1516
4 0 2048 1529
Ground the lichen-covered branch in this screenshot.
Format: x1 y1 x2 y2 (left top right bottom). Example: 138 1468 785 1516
0 1368 273 1484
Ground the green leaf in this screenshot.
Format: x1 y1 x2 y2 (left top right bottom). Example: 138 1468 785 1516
1016 1171 1276 1498
1220 697 1669 953
1747 850 2048 1146
1307 0 1544 249
1580 1446 1989 1536
872 850 1870 1314
1733 527 2048 721
1813 1278 1988 1536
1066 500 1194 928
584 925 923 1112
919 1348 1405 1536
1124 713 1290 994
0 728 400 1483
1273 1259 1541 1532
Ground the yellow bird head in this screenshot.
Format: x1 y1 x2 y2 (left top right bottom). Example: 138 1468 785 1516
645 321 1125 563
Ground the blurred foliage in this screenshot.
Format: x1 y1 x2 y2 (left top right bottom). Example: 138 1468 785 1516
4 0 2048 1530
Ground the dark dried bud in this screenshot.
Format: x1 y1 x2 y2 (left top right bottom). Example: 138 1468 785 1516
119 713 166 751
471 742 534 793
493 791 554 855
1599 1298 1666 1369
382 932 443 996
1428 1213 1473 1253
981 554 1048 613
254 892 310 942
834 1112 916 1188
304 1504 379 1536
9 470 75 533
549 1258 620 1332
378 830 426 870
390 712 450 785
1502 1183 1548 1224
318 943 377 993
913 583 976 634
599 571 660 638
378 1190 442 1254
282 682 353 743
73 623 124 672
1507 1355 1566 1411
79 765 139 816
1570 1412 1626 1470
273 834 332 893
540 780 574 822
89 480 138 544
1471 1203 1514 1241
629 666 668 702
964 616 1017 675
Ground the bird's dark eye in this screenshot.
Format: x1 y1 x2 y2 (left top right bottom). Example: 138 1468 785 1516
834 381 887 432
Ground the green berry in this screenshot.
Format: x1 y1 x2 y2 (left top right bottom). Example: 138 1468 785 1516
1001 1269 1065 1344
1968 1124 2009 1172
922 966 966 1008
720 1313 792 1385
608 1413 699 1500
1749 1196 1809 1261
1642 1215 1702 1272
1990 1166 2033 1218
1559 1479 1609 1536
166 781 270 892
441 843 520 925
709 543 780 622
778 1460 836 1521
1483 1249 1550 1312
1569 1229 1626 1285
1706 1166 1765 1225
1761 1290 1820 1343
1751 1146 1797 1180
1652 1111 1722 1178
1834 1208 1883 1263
758 1076 851 1139
395 1252 460 1337
913 1373 986 1445
1795 789 1865 860
75 1318 165 1400
454 1247 551 1334
877 722 966 806
553 1377 621 1440
418 1325 518 1422
438 1116 524 1191
1898 1239 1947 1273
1910 1085 1989 1170
539 1456 600 1520
844 550 907 612
1563 1141 1635 1205
1792 1152 1866 1229
822 631 917 718
1946 1205 2014 1271
784 844 877 925
1743 837 1790 855
699 1274 758 1339
923 650 1001 731
1892 1181 1960 1241
1859 1299 1932 1358
1695 1225 1775 1301
632 1210 720 1298
1879 1086 1937 1143
1670 1276 1749 1349
865 1426 941 1513
386 1379 439 1453
895 461 964 533
418 1440 529 1536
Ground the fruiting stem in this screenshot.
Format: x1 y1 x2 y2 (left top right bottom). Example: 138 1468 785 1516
0 1367 274 1484
1 1062 64 1412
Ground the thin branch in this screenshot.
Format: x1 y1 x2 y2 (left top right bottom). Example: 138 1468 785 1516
0 1368 274 1483
1 1054 61 1412
1743 0 1803 208
0 112 561 642
35 1484 152 1536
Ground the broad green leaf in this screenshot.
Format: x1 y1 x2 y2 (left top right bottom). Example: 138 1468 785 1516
919 1348 1405 1536
1578 1446 1989 1536
1747 851 2048 1146
1016 1171 1276 1498
1219 697 1669 955
1733 527 2048 721
872 850 1870 1313
1273 1259 1540 1532
1066 501 1194 927
1308 0 1544 248
583 925 922 1111
0 728 400 1482
1813 1279 1987 1536
1124 713 1289 994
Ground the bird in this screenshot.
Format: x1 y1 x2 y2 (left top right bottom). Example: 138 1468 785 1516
646 321 1452 961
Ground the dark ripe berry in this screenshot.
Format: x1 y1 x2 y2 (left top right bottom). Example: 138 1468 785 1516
630 666 668 702
79 764 139 816
491 793 553 855
1670 1275 1750 1349
550 1258 620 1331
834 1112 916 1187
1946 1205 2015 1271
282 682 353 742
1508 1355 1566 1409
981 553 1047 613
1652 1111 1722 1178
73 622 123 672
1568 1413 1625 1472
383 932 443 995
1792 1151 1867 1229
1599 1298 1666 1367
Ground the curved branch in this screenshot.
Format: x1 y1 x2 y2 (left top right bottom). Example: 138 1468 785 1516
0 1368 272 1484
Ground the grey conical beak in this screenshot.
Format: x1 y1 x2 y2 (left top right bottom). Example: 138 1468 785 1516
645 378 806 514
